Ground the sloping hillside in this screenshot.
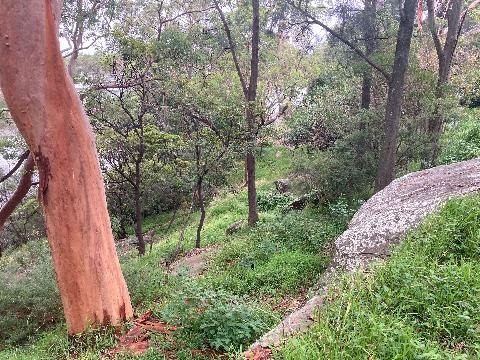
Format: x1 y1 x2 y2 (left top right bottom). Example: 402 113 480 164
252 158 480 350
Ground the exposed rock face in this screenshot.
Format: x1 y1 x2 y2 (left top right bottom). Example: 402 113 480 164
287 195 308 210
274 178 290 193
335 158 480 270
250 158 480 350
226 219 247 235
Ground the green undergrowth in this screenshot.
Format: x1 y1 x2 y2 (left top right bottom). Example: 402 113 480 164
0 242 63 349
280 195 480 360
0 146 352 358
203 207 348 297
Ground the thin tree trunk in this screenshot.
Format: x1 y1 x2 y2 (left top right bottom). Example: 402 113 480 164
194 143 206 248
134 161 145 256
361 0 377 110
246 108 259 226
213 0 260 225
428 75 448 163
426 0 463 164
361 74 373 110
246 151 258 225
246 0 260 226
68 49 80 78
0 1 133 334
374 0 417 192
196 176 206 249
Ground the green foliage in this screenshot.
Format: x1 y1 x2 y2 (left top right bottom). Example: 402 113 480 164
68 326 119 357
0 241 62 347
208 250 323 296
439 110 480 164
205 205 350 296
159 282 276 351
257 208 349 253
122 255 170 307
292 133 378 203
257 191 293 211
284 60 360 149
327 196 358 223
281 195 480 359
0 196 45 251
458 67 480 108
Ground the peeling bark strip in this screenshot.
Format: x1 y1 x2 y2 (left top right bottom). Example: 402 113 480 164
0 1 133 334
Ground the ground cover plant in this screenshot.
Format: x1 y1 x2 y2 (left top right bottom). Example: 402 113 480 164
0 147 352 359
281 195 480 359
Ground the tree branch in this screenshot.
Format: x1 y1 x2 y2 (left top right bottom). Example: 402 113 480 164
162 7 214 25
462 0 480 19
0 154 35 230
426 0 444 60
0 150 30 183
213 0 249 97
248 0 260 102
458 0 480 39
285 0 391 81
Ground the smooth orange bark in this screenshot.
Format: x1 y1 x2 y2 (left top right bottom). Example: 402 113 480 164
0 1 133 333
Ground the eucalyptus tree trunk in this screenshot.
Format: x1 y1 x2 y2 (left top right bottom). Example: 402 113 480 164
374 0 418 191
361 0 378 110
196 176 206 249
426 0 464 164
133 183 145 255
0 0 133 334
213 0 260 226
246 0 260 226
194 141 207 248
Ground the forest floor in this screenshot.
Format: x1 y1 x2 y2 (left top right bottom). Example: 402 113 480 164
1 146 480 359
0 146 352 359
252 157 480 353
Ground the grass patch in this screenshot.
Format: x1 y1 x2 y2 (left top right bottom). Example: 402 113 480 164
0 241 62 348
280 195 480 359
203 205 350 298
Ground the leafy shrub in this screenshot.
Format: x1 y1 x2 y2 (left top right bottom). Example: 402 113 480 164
327 196 359 223
159 282 275 351
196 301 272 351
439 111 480 164
459 69 480 108
292 133 377 204
257 191 294 212
281 195 480 359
